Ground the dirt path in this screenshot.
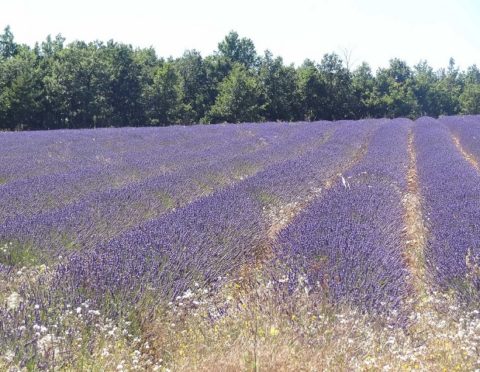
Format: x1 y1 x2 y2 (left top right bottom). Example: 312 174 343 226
403 129 429 299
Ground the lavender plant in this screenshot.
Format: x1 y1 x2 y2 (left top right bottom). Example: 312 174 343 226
51 120 380 314
415 116 480 303
274 119 412 313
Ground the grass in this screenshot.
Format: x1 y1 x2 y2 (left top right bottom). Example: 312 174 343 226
254 191 279 208
137 275 480 371
0 241 41 267
2 264 480 371
154 190 176 210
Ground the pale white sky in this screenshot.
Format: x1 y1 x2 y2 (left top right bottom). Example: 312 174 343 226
1 0 479 70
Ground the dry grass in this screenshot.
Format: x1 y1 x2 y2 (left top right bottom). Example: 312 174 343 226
137 276 480 371
403 129 429 298
2 242 480 371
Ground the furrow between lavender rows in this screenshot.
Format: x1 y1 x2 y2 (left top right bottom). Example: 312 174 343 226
414 117 480 304
51 119 383 312
272 119 412 313
0 123 335 262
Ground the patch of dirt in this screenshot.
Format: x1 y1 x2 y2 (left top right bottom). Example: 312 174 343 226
403 129 429 302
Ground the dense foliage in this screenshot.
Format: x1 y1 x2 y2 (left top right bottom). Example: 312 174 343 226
1 26 480 130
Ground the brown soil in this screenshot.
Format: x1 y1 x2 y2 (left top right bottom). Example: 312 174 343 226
403 129 429 302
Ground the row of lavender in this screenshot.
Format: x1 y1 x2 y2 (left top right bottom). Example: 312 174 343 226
4 115 480 317
274 119 412 312
1 121 365 364
0 122 333 263
5 117 480 369
49 120 380 313
0 123 323 223
415 116 480 303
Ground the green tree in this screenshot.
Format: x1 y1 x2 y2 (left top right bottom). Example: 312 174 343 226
217 31 258 69
41 40 113 129
100 41 144 126
206 63 265 123
460 66 480 114
374 59 419 118
435 58 463 115
460 84 480 114
412 61 442 117
351 62 376 118
142 63 187 125
0 48 43 129
175 50 209 123
295 60 324 121
259 50 298 121
318 53 354 120
0 26 17 59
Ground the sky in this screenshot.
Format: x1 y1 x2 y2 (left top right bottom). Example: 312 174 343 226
1 0 479 71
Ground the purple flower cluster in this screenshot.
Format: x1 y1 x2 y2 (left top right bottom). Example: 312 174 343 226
52 120 380 310
1 122 333 258
0 123 317 223
415 116 480 301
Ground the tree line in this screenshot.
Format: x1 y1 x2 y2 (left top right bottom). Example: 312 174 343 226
1 26 479 130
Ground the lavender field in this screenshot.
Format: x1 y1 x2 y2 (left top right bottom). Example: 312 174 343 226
2 116 480 370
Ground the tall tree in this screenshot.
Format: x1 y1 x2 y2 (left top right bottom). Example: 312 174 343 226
351 62 376 118
0 48 43 129
100 41 144 126
142 62 187 125
318 53 354 120
435 58 463 115
259 50 298 121
217 31 258 69
374 58 419 118
0 26 17 59
175 50 209 123
41 40 113 129
460 65 480 114
206 63 265 123
412 61 442 117
295 60 324 121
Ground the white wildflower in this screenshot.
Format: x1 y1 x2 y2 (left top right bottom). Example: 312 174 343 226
3 349 15 363
7 292 22 311
37 334 54 356
182 289 194 299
